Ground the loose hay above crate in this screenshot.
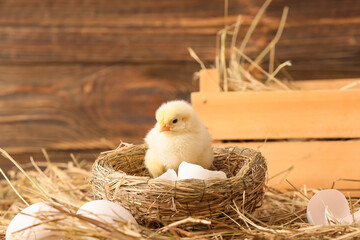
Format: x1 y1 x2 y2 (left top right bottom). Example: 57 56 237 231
91 143 267 229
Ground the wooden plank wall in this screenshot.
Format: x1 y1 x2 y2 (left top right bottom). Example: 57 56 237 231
1 0 360 170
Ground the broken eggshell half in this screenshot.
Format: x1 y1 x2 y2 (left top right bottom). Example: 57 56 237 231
307 189 350 225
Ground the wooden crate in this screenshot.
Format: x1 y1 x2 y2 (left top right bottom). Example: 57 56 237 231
191 69 360 195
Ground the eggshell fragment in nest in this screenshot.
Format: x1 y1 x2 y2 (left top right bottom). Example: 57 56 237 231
307 189 350 225
77 200 137 225
340 210 360 225
155 169 177 181
177 161 227 180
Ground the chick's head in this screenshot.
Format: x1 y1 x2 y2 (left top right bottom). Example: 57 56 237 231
155 100 198 134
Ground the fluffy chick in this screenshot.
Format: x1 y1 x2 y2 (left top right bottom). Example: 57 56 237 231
144 100 214 178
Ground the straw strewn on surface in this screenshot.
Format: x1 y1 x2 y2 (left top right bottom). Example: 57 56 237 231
91 143 267 230
0 147 359 239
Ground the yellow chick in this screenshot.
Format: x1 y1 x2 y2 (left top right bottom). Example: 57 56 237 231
144 100 214 178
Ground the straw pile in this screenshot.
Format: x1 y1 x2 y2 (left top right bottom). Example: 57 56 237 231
189 0 294 92
91 143 267 229
1 147 359 239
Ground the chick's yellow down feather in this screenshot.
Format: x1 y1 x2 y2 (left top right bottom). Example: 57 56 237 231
144 100 214 177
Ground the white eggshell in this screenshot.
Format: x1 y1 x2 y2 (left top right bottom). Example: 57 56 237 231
324 206 338 225
155 169 178 181
340 209 360 225
307 189 350 225
6 202 65 240
76 200 137 225
177 162 227 180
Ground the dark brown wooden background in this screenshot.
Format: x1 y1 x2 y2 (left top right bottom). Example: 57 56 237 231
1 0 360 169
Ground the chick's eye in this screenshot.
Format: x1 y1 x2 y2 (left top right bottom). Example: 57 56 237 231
172 119 178 124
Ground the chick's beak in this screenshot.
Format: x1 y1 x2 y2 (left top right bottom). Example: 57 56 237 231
160 123 170 132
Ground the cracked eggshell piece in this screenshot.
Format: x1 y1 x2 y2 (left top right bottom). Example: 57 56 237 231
6 202 66 240
340 210 360 225
324 206 340 225
307 189 350 225
77 200 137 225
177 161 227 180
155 169 177 181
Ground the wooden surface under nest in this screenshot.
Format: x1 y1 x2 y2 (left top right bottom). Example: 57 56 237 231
91 143 267 229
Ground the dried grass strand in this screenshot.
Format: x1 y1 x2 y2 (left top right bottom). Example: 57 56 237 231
0 168 29 207
252 6 289 68
237 0 272 62
0 148 52 202
234 48 291 90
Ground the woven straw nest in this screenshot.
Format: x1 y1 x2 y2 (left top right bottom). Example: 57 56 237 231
91 143 267 229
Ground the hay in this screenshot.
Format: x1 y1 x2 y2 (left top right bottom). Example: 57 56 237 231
91 143 267 230
0 147 360 239
0 148 160 240
190 0 294 92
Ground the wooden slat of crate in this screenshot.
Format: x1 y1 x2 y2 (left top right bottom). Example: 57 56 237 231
192 89 360 140
216 140 360 196
199 69 360 92
293 79 360 90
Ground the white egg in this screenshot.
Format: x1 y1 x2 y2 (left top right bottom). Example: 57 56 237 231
177 161 227 180
6 202 66 240
76 200 137 225
155 169 177 181
307 189 350 225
